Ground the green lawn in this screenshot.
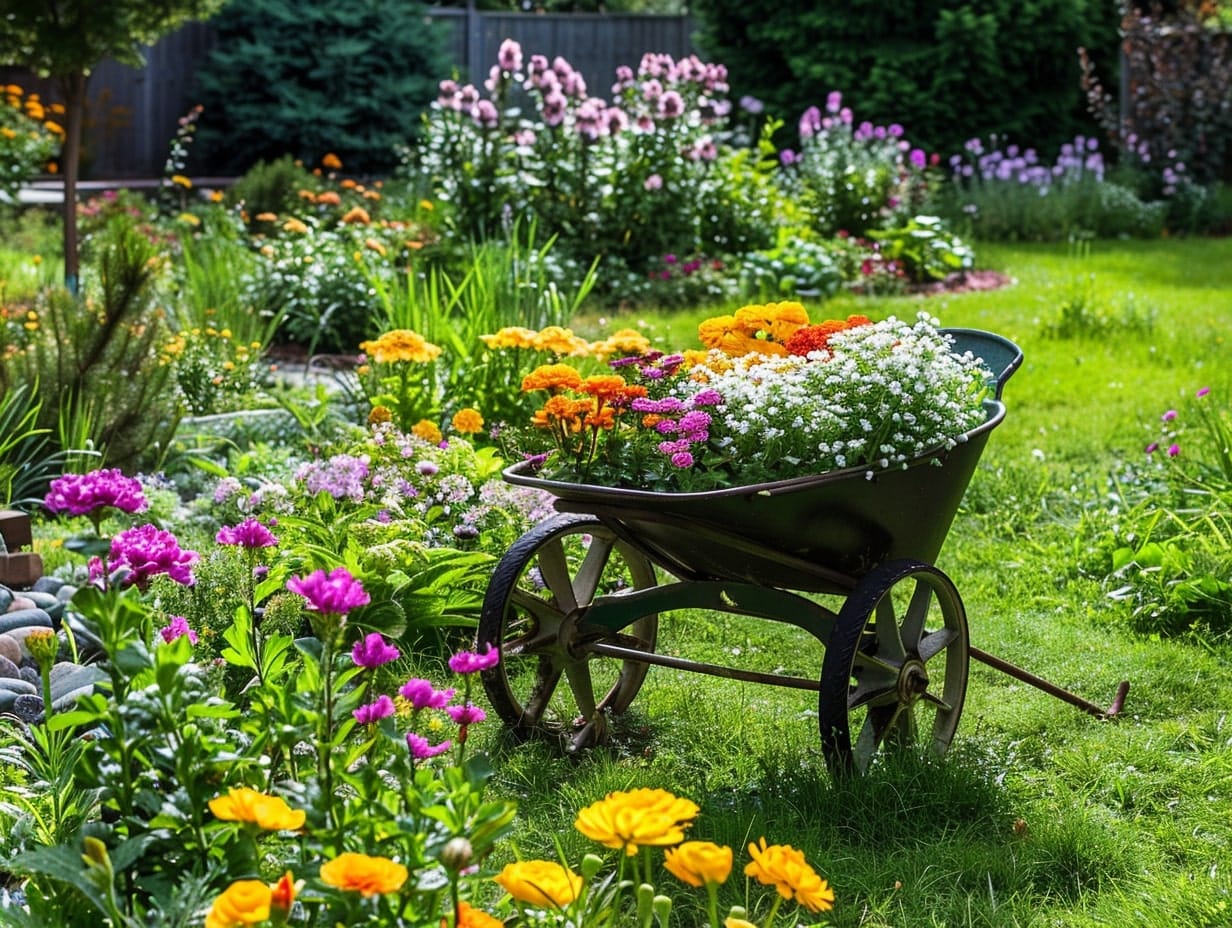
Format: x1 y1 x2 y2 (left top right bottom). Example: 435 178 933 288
474 238 1232 927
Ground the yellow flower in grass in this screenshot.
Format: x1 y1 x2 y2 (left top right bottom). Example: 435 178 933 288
456 900 505 928
208 786 305 831
204 880 271 928
452 407 484 434
724 918 757 928
521 363 583 394
494 860 583 908
412 419 443 444
533 325 591 356
591 327 653 359
744 838 835 913
575 787 699 856
480 325 539 350
360 329 442 365
320 852 408 897
664 840 733 887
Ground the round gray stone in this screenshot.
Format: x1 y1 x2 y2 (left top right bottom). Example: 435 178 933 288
31 577 65 595
52 683 99 713
0 633 19 665
0 676 37 695
0 608 52 635
0 586 12 612
48 663 106 702
0 654 19 679
18 665 39 687
11 693 44 724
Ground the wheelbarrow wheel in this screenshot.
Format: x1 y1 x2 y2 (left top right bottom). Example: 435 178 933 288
819 559 969 776
478 512 658 750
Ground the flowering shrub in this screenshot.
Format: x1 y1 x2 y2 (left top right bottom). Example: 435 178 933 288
0 83 63 205
517 306 990 490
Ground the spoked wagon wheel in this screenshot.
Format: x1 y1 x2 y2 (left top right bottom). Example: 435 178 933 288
818 559 969 776
478 512 659 751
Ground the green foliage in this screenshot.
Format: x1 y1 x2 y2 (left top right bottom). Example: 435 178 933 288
193 0 451 175
1041 272 1158 339
868 214 975 282
692 0 1118 160
0 84 62 206
224 154 321 224
739 232 843 299
0 382 66 508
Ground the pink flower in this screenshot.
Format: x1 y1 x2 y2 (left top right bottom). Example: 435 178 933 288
352 632 401 669
448 644 500 674
643 173 663 191
159 616 198 645
497 38 523 72
353 695 395 724
287 567 370 616
1161 409 1178 422
670 451 695 468
216 517 279 549
445 703 487 726
1168 444 1180 457
45 468 148 519
407 732 452 760
400 678 455 709
1197 387 1211 397
109 524 199 588
1145 442 1159 455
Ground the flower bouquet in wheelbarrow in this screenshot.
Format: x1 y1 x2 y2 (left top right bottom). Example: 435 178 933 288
480 304 1127 775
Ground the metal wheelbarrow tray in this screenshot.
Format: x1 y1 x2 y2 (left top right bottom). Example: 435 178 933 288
478 329 1129 775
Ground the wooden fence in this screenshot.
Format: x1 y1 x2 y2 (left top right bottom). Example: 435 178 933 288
0 11 697 180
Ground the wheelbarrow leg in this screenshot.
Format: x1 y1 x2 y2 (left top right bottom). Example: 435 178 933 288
968 646 1130 719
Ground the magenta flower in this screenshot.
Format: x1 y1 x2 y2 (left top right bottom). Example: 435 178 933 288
407 732 452 760
352 632 401 669
45 468 148 519
353 695 395 725
399 677 455 710
216 517 279 549
159 616 198 645
1145 442 1160 455
445 703 487 726
1197 387 1211 398
109 524 199 588
287 567 370 616
448 644 500 674
1161 409 1178 422
1168 443 1181 457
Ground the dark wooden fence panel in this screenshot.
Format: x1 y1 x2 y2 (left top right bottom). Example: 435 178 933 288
2 11 696 180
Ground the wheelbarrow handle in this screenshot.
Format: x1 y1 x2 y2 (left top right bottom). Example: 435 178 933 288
943 328 1024 401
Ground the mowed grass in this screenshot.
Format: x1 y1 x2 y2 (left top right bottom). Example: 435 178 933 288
472 238 1232 926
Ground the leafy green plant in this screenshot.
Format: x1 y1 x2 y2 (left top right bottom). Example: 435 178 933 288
739 231 843 299
867 214 975 282
0 381 65 508
0 84 62 207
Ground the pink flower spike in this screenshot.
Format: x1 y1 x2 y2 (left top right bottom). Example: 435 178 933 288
448 643 500 674
287 567 370 616
1161 409 1178 422
407 732 452 760
1168 443 1181 457
446 703 487 726
1197 387 1211 397
216 517 279 548
399 678 455 709
351 632 401 669
353 694 395 724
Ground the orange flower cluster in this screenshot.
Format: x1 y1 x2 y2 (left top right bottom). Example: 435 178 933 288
522 365 648 463
744 837 836 913
697 301 809 357
360 329 442 365
784 313 873 356
208 787 305 832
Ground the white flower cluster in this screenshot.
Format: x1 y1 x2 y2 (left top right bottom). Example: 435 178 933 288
686 313 990 482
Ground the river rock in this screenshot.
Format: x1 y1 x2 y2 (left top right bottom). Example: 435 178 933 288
0 675 36 694
49 663 105 702
4 624 56 656
5 595 36 613
18 665 39 687
0 608 52 635
31 576 65 595
0 633 19 665
52 683 99 713
56 584 78 603
0 653 19 679
11 693 44 724
0 586 12 612
22 590 63 621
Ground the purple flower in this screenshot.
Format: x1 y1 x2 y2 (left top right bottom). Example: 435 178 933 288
739 94 763 114
497 38 522 72
45 468 148 519
448 644 500 674
670 452 695 468
1145 442 1160 455
353 694 395 724
216 517 279 549
799 105 822 139
287 567 370 616
416 461 439 477
643 173 663 191
779 149 798 166
1161 409 1178 422
109 524 199 588
690 389 723 407
159 616 198 645
446 703 488 725
1168 444 1181 457
399 677 456 709
351 632 401 669
407 732 452 760
1197 387 1211 398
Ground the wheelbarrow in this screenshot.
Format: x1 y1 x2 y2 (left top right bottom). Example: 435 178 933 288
478 329 1130 775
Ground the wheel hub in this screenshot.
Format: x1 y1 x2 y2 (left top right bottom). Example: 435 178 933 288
897 659 930 704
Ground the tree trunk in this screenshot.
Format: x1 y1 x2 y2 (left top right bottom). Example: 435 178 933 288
57 70 89 295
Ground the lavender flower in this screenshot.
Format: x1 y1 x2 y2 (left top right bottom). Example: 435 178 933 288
354 695 395 725
216 517 279 548
45 468 148 520
351 632 401 669
448 644 500 674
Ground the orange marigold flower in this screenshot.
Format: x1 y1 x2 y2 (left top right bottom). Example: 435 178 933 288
533 325 591 356
340 206 371 225
412 420 444 444
664 841 733 887
455 901 505 928
575 787 699 856
368 406 393 425
297 188 317 201
744 838 835 913
697 314 739 350
451 407 484 434
521 363 584 394
340 178 357 189
319 852 408 897
364 237 387 256
316 190 342 206
494 860 583 908
204 880 270 928
282 218 309 234
208 787 305 831
584 404 616 430
254 212 278 222
481 326 539 350
359 329 442 364
321 152 343 170
591 327 653 358
580 374 629 397
531 396 589 432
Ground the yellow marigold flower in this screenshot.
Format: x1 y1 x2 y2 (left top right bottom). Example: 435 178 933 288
480 326 538 350
340 206 371 225
592 327 653 359
452 407 484 434
363 189 382 200
734 300 809 342
419 199 435 211
282 218 309 234
368 405 393 425
43 120 64 136
208 787 305 831
254 212 278 222
259 244 275 258
25 101 44 120
319 852 408 897
697 314 739 350
359 329 442 364
177 212 201 227
456 901 504 928
297 188 317 201
317 190 342 206
521 363 583 393
204 880 271 928
210 190 224 202
744 838 835 913
171 174 193 189
364 237 387 256
533 325 590 356
575 788 700 856
664 841 733 887
0 127 14 139
321 152 343 170
494 860 583 908
413 419 443 444
3 84 21 95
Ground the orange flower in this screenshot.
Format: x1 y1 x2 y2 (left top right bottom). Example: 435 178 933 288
340 206 371 225
575 787 699 856
282 218 309 234
319 852 408 897
494 860 583 908
531 395 590 433
316 190 342 206
481 326 539 350
664 841 733 887
364 237 387 256
451 407 485 434
208 787 305 831
269 871 301 916
254 212 278 222
204 880 271 928
579 374 629 398
521 363 583 393
744 838 835 913
322 152 343 170
359 329 441 364
532 325 590 356
697 314 739 350
412 419 443 444
454 901 504 928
